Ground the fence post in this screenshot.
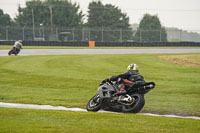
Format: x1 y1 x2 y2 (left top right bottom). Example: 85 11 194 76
120 29 122 42
32 9 35 40
140 30 142 42
180 30 182 41
42 25 44 39
49 6 54 35
101 28 104 42
72 28 75 41
6 26 9 40
56 27 58 41
82 28 84 41
22 27 25 40
160 29 162 42
89 29 91 41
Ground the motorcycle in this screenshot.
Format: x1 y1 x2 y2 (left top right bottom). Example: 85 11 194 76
86 78 155 113
8 48 21 56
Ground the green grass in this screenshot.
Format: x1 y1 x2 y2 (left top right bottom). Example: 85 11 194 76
0 108 199 133
0 45 200 49
0 54 200 116
0 53 200 132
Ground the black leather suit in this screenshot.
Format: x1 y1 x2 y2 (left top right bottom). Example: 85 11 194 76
109 70 145 91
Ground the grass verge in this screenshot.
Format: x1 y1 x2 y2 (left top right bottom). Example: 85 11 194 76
0 108 199 133
0 53 200 116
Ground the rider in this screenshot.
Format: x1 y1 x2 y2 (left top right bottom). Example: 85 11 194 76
13 40 23 55
107 64 145 94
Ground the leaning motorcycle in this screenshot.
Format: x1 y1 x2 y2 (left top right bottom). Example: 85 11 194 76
86 79 155 113
8 48 21 56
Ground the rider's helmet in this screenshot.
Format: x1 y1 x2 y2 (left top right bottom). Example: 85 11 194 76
127 64 139 71
18 40 22 43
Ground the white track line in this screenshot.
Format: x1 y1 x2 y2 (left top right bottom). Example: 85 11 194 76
0 102 199 120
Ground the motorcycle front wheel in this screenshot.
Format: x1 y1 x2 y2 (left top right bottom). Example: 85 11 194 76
8 50 13 55
86 94 102 112
122 93 145 113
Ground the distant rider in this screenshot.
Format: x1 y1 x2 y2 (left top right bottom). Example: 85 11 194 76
106 64 145 94
13 40 23 55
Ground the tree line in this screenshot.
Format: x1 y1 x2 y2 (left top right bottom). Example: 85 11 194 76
0 0 167 42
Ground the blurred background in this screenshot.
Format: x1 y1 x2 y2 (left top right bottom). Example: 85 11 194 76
0 0 200 42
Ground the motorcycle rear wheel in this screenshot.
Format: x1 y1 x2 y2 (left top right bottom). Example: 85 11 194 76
122 93 145 113
86 94 102 112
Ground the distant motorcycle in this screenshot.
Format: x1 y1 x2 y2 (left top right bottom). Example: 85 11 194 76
8 48 21 56
86 79 155 113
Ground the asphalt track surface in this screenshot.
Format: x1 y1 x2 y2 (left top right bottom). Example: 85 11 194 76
0 48 200 56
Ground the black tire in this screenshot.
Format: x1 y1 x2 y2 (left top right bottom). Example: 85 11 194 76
8 50 12 55
101 99 122 112
86 94 102 112
122 93 145 113
102 105 122 112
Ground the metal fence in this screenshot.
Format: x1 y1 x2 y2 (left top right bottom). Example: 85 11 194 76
0 26 200 42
